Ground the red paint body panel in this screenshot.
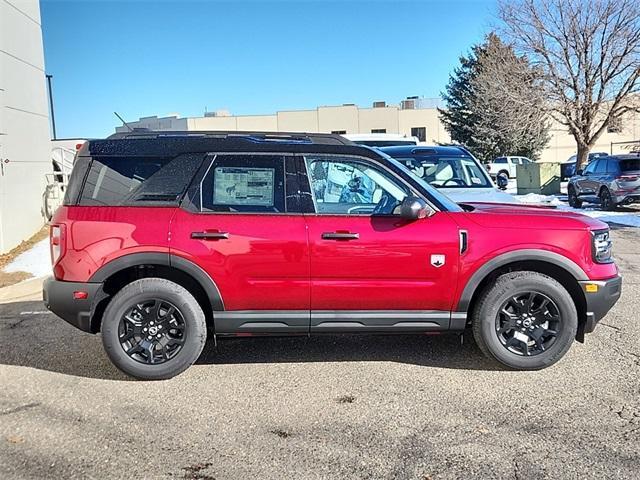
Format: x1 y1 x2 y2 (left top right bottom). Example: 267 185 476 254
51 202 618 312
51 206 174 282
169 209 310 311
304 213 460 311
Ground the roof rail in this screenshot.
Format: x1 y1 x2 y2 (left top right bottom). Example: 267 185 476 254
107 130 354 145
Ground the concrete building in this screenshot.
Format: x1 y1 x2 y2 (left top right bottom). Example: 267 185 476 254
117 97 640 164
541 109 640 163
0 0 51 253
116 97 452 145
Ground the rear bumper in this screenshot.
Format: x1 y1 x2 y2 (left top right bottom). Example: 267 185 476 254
580 275 622 333
613 193 640 205
42 277 103 333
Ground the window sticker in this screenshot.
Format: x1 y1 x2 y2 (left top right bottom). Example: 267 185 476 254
213 167 275 206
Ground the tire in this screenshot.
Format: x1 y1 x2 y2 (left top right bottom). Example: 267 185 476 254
101 278 207 380
472 271 577 370
599 187 616 211
567 185 582 208
499 169 510 179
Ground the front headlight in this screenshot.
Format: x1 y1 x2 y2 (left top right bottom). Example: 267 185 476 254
592 229 613 263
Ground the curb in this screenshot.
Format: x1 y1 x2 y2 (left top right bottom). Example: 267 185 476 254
0 276 46 304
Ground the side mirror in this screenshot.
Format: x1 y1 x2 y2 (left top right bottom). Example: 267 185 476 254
496 173 509 190
400 196 430 220
576 168 583 176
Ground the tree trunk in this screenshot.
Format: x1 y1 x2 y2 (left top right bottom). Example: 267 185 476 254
575 144 590 171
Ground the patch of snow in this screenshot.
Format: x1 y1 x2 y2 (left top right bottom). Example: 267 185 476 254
3 238 52 278
557 206 640 227
505 180 567 195
516 193 563 206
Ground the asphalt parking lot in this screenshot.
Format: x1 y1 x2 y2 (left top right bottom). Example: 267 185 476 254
1 227 638 480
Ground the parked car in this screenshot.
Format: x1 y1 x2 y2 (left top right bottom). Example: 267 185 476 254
561 152 608 180
380 145 516 203
567 154 640 210
43 130 621 379
343 133 418 147
485 156 533 179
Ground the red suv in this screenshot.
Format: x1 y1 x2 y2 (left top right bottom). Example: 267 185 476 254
43 131 622 379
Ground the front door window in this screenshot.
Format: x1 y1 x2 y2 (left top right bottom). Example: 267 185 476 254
304 156 410 216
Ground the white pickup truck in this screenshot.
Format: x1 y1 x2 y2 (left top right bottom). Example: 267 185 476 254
485 156 533 179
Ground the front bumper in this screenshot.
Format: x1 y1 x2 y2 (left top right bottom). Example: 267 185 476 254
579 275 622 333
42 277 103 333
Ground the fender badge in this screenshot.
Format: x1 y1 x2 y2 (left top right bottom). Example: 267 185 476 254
431 254 445 268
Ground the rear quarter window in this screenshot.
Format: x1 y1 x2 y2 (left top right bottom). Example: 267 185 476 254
620 159 640 172
77 154 204 206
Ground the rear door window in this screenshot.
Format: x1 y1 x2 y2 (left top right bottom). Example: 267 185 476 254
199 154 292 213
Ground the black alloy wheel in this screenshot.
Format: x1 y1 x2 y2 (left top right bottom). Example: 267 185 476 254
568 186 582 208
472 271 577 370
118 299 186 364
495 292 560 356
600 188 614 211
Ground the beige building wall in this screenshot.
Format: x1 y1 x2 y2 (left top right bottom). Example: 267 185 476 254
118 103 640 162
276 110 318 132
0 0 51 253
358 107 400 134
318 105 359 133
115 115 187 133
540 111 640 163
398 108 450 144
236 114 278 131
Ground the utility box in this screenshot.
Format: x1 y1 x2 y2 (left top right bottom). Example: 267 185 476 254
517 162 561 195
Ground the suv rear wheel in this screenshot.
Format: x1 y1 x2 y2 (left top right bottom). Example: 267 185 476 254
101 278 207 380
599 187 615 211
472 271 577 370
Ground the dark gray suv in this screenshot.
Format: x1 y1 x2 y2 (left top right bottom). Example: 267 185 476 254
568 155 640 210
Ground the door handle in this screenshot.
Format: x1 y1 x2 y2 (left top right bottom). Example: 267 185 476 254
191 231 229 240
321 232 359 240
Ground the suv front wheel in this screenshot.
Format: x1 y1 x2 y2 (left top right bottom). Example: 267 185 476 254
567 185 582 208
472 271 577 370
101 278 207 380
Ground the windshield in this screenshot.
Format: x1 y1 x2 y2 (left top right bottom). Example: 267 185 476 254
395 155 493 188
374 150 463 212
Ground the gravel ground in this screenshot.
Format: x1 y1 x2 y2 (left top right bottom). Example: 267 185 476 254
0 227 638 480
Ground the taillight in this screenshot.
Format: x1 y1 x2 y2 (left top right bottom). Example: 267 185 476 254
617 174 639 181
50 224 65 266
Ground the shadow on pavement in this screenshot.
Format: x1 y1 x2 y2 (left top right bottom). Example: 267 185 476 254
0 300 501 381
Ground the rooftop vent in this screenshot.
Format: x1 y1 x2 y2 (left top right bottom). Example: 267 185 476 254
401 99 416 110
204 109 231 118
373 101 387 108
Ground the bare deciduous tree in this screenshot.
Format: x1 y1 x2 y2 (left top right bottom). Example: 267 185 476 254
498 0 640 168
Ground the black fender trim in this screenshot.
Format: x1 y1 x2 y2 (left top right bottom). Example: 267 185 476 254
88 252 224 311
456 249 588 312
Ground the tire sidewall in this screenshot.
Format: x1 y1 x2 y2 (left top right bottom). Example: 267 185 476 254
101 279 207 380
477 274 577 370
600 188 614 211
568 186 581 208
